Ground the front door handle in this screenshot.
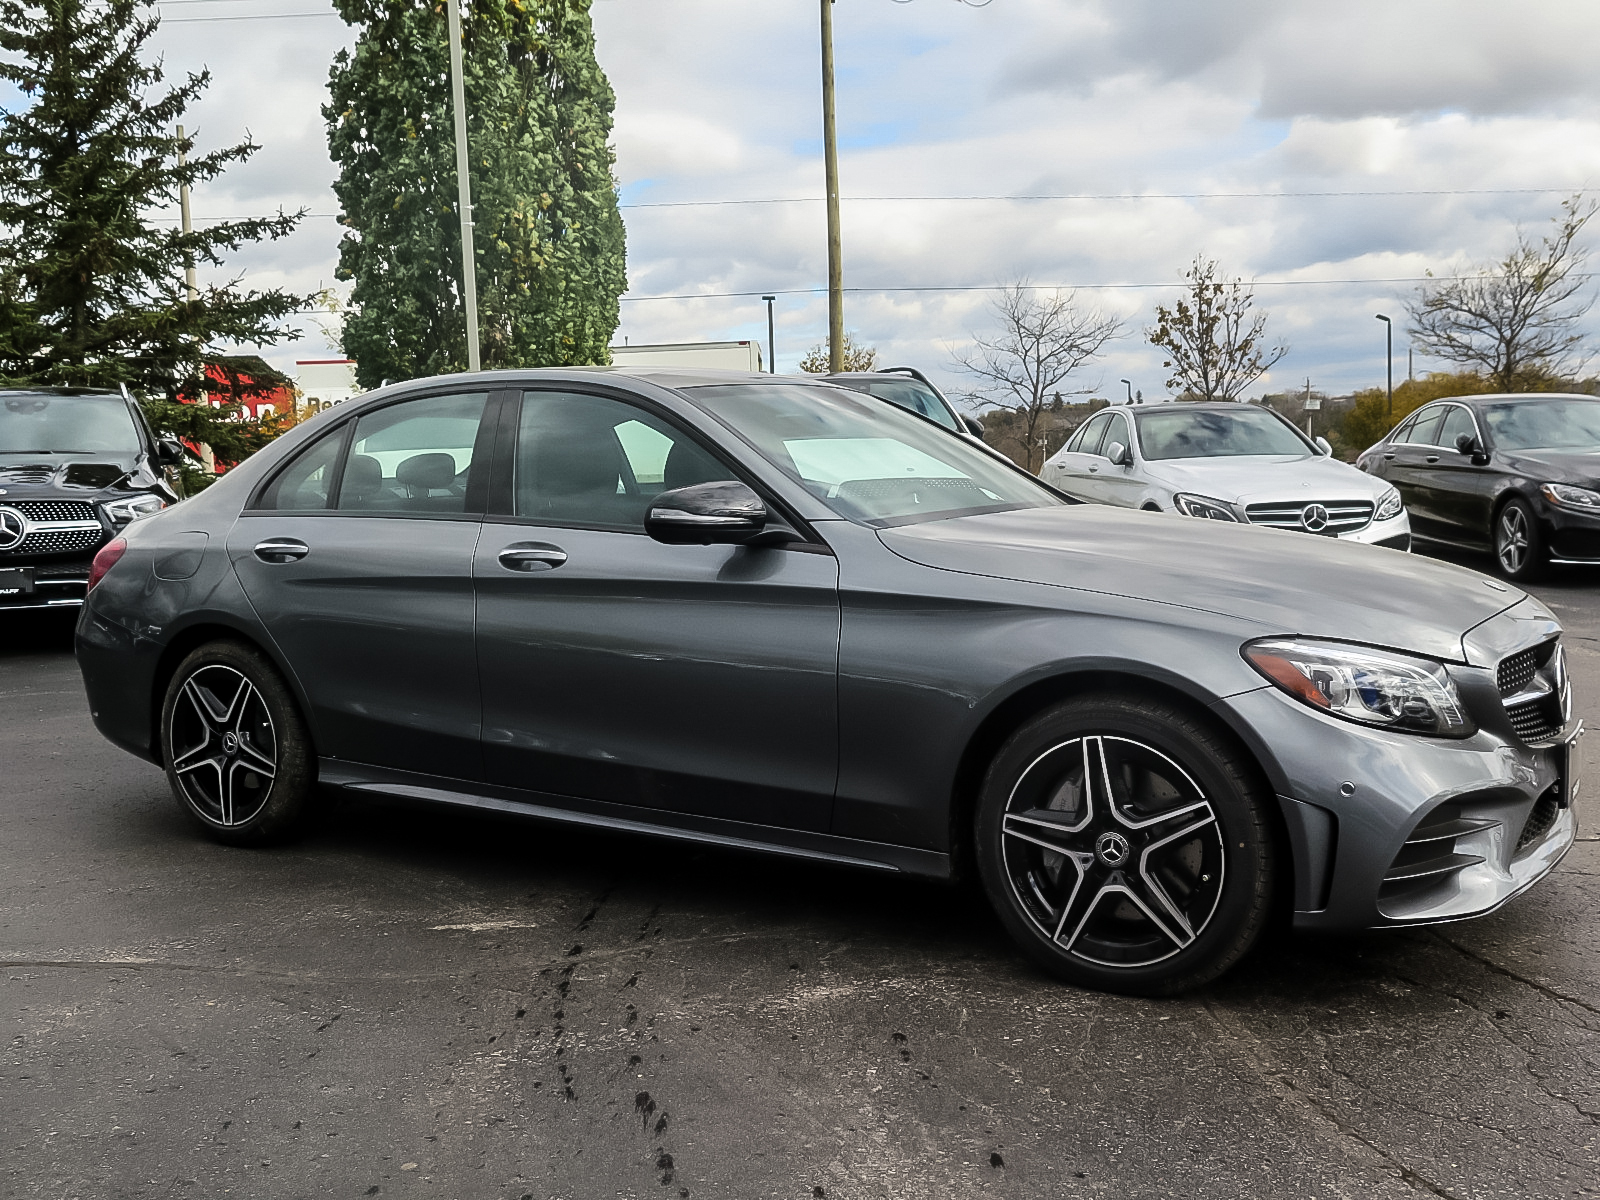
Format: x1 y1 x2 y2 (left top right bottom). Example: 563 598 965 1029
1425 455 1439 464
1383 452 1396 460
253 537 309 564
1087 464 1100 473
498 542 568 572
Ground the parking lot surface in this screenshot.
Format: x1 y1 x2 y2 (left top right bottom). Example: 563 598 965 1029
4 555 1600 1199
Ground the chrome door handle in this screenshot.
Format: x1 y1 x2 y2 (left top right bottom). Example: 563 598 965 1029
253 537 309 564
1425 455 1439 463
1383 452 1395 460
1087 465 1099 473
498 543 567 572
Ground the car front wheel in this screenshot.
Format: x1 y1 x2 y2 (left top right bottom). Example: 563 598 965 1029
974 693 1276 995
1494 497 1546 581
160 641 315 844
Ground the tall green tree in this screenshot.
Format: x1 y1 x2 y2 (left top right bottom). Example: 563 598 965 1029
327 0 627 389
0 0 309 416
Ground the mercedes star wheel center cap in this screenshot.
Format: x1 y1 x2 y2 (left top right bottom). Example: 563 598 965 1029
222 732 240 755
1300 503 1330 533
0 506 25 551
1094 830 1132 867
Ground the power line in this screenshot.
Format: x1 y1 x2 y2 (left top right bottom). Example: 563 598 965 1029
618 187 1580 209
161 10 339 21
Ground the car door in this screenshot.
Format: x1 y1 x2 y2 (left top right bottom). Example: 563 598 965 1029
1384 406 1445 532
473 386 841 832
1047 411 1115 501
1090 411 1145 507
1427 403 1495 546
228 389 495 781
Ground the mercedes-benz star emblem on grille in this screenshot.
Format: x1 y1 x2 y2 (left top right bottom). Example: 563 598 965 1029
0 506 27 551
1300 503 1330 533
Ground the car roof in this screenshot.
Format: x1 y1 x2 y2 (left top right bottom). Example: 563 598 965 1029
1130 402 1274 417
0 387 123 399
1440 392 1600 405
568 365 830 390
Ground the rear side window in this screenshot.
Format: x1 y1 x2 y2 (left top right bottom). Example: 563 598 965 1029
336 392 488 514
256 430 345 510
1076 412 1114 457
1406 407 1446 446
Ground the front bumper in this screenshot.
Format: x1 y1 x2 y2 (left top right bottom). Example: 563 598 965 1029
0 555 94 611
1337 509 1411 549
1215 681 1576 932
1537 496 1600 563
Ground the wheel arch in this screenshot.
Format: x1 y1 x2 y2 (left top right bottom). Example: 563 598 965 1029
946 668 1292 897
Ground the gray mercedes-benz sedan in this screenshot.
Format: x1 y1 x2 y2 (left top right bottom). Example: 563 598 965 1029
76 368 1578 995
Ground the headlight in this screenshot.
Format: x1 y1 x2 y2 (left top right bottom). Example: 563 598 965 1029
1172 493 1239 522
1244 638 1473 737
1374 486 1403 521
1540 482 1600 511
101 494 166 525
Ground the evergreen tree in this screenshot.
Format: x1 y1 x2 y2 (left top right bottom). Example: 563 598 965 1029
0 0 310 426
327 0 627 389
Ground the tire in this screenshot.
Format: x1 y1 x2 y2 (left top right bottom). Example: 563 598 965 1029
1494 497 1546 582
160 640 316 845
974 692 1276 996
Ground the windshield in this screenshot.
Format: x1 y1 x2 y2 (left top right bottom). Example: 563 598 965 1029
0 394 141 455
687 382 1061 526
854 378 961 431
1137 407 1311 460
1482 400 1600 451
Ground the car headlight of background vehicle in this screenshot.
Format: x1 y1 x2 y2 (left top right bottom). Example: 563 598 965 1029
101 494 166 525
1172 493 1239 522
1374 485 1403 521
1244 638 1473 737
1540 482 1600 511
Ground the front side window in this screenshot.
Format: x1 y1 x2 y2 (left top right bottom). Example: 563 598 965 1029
858 379 960 431
0 393 141 456
687 382 1061 527
1483 400 1600 450
1435 405 1477 450
1136 407 1312 460
514 391 731 530
336 392 488 514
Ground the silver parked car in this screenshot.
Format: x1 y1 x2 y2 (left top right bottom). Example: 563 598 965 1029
1043 402 1411 549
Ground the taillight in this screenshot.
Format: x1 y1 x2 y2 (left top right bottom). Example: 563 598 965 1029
87 538 127 592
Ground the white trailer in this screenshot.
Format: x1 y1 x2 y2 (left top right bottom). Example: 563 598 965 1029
608 340 763 372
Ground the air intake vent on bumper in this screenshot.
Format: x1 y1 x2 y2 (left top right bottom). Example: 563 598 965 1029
1380 804 1496 912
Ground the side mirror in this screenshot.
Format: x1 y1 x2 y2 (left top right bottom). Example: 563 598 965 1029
1105 440 1131 467
1455 432 1483 457
155 437 186 466
1314 436 1332 456
646 481 768 545
962 415 984 436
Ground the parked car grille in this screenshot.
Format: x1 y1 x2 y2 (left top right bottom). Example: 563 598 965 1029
1495 639 1568 745
1515 789 1562 854
9 500 96 522
1244 499 1374 535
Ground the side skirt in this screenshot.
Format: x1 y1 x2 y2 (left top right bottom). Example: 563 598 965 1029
317 759 953 881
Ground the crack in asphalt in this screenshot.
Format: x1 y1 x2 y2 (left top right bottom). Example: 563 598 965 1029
1431 933 1600 1018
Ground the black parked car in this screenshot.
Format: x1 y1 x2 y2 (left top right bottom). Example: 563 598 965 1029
824 367 986 439
0 388 184 611
77 369 1577 995
1357 392 1600 580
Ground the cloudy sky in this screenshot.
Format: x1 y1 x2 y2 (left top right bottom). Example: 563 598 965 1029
32 0 1600 401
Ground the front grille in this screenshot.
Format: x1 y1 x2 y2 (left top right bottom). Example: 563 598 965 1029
9 500 95 522
1515 790 1562 854
1506 699 1562 743
2 527 104 557
1244 499 1374 535
1497 648 1539 696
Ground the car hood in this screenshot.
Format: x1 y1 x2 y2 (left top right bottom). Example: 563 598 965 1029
878 505 1521 662
1141 453 1384 503
1495 448 1600 486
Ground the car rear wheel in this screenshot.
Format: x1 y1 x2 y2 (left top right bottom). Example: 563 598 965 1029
974 693 1276 995
160 641 315 845
1494 497 1546 581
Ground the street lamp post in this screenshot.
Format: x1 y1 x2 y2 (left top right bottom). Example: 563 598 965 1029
819 0 844 374
1120 378 1133 405
446 0 481 372
762 295 776 374
1375 313 1393 419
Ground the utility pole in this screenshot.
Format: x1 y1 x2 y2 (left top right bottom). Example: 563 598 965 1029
820 0 844 373
1408 345 1413 382
1375 313 1393 419
762 295 777 374
177 125 196 305
446 0 481 372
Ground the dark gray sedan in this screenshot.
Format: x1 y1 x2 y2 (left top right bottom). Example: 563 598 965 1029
76 368 1578 995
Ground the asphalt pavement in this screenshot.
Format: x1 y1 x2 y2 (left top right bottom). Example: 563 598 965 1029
3 551 1599 1200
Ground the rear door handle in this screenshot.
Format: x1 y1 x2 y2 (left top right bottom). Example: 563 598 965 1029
498 542 567 572
253 538 309 564
1425 455 1439 464
1383 452 1395 460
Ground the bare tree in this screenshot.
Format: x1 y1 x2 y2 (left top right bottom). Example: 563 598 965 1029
953 282 1123 471
1406 195 1595 391
1147 256 1287 401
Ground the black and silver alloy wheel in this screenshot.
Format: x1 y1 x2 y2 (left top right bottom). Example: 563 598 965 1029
976 694 1275 995
1495 498 1545 581
161 641 315 844
1001 735 1225 968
